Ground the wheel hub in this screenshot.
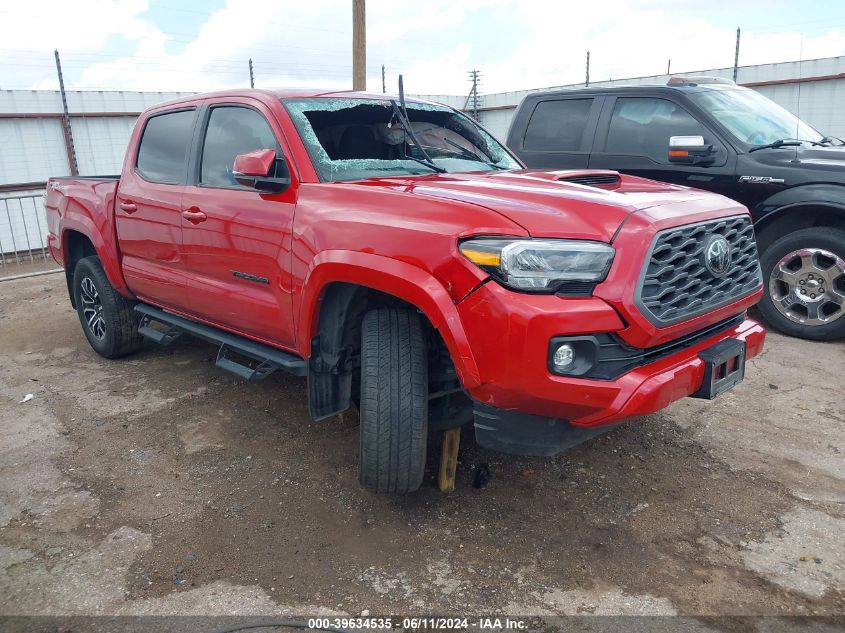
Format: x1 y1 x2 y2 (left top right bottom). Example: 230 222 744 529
80 276 107 340
769 247 845 326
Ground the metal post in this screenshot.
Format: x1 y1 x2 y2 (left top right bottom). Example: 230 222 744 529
352 0 366 90
30 197 47 261
17 199 35 263
733 27 741 82
249 58 255 89
4 201 19 267
381 65 386 93
585 50 590 87
667 59 671 75
0 201 7 269
54 49 79 176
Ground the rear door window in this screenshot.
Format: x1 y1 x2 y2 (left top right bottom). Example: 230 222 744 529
523 99 594 151
135 109 196 184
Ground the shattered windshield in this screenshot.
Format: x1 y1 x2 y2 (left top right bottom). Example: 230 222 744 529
283 97 520 182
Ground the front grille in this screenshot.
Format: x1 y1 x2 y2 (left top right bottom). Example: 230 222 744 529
558 173 620 187
636 215 762 326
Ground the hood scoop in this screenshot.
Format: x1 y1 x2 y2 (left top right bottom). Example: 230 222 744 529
557 171 621 189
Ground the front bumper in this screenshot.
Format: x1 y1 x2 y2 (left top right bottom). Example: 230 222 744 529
457 281 765 432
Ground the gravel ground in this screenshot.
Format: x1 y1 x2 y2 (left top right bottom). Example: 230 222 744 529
0 274 843 630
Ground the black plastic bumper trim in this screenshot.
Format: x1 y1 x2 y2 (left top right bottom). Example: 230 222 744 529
550 313 746 381
473 402 618 456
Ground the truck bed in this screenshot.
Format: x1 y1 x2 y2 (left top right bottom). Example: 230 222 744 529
44 175 121 272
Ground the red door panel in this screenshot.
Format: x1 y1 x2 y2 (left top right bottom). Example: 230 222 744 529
116 173 187 309
180 101 298 348
115 108 196 310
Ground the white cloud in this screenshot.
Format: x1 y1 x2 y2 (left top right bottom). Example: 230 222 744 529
2 0 845 96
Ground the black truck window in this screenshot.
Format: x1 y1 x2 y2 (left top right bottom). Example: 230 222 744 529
606 97 706 162
136 109 196 184
523 99 593 151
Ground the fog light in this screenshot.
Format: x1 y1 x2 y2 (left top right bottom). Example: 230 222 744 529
553 343 575 369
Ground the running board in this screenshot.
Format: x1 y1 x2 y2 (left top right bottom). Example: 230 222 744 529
135 304 307 381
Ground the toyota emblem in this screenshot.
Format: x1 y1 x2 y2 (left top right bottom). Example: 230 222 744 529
704 235 732 277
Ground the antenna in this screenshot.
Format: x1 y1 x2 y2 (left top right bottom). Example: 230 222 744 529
794 34 804 163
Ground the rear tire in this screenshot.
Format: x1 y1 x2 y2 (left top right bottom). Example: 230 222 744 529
72 256 143 358
358 308 428 493
758 227 845 341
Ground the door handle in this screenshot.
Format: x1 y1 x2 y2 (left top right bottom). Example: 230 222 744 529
119 201 138 214
182 209 207 224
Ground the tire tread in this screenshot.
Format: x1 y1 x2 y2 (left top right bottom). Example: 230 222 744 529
359 308 427 493
73 256 143 358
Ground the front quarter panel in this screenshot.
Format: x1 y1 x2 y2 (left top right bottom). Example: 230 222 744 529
291 181 528 378
752 183 845 230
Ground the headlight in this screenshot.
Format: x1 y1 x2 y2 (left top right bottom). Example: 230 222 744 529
460 237 615 292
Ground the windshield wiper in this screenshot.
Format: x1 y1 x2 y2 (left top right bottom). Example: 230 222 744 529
387 76 445 174
440 137 507 170
748 139 803 153
820 135 845 146
749 138 830 152
388 100 445 174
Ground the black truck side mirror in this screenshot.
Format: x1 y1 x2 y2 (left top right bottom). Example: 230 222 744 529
668 135 716 166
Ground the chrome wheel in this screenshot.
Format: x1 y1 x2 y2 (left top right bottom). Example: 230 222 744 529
80 276 106 340
769 248 845 326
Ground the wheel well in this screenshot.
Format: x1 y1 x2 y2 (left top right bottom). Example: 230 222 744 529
307 282 459 421
755 205 845 253
63 230 97 308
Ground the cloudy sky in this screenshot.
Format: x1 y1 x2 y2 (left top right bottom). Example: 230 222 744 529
2 0 845 97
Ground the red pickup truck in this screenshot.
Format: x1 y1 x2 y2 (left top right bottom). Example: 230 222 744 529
45 88 765 493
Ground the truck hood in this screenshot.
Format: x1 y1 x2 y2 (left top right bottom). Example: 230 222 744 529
358 169 742 242
751 144 845 174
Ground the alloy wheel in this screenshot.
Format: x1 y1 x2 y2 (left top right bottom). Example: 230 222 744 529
80 276 107 340
769 248 845 326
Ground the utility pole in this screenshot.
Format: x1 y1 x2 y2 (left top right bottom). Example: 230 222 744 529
733 27 741 82
249 58 255 89
585 50 590 87
352 0 366 90
667 59 671 75
54 49 78 176
464 70 482 121
381 64 386 93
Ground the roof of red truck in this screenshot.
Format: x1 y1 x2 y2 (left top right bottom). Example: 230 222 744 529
148 88 442 111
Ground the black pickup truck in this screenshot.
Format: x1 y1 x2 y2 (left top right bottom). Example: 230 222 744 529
507 77 845 341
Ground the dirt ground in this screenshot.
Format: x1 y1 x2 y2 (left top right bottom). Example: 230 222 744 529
0 274 843 629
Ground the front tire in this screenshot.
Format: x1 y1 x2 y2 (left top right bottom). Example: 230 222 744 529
758 227 845 341
358 308 428 493
72 256 143 358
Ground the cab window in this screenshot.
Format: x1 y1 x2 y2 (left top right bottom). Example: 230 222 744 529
136 109 196 184
200 106 281 188
606 97 707 163
523 99 593 151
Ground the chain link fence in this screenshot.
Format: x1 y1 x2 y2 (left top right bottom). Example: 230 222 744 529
0 194 61 280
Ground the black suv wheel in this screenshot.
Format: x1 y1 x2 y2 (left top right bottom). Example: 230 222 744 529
72 256 144 358
758 227 845 341
358 308 428 493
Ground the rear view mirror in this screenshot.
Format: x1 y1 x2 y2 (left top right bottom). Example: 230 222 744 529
233 149 291 193
668 135 716 166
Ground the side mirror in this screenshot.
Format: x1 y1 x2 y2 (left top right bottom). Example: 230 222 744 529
233 149 291 193
668 135 716 166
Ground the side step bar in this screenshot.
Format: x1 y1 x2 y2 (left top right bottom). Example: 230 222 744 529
135 304 307 381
